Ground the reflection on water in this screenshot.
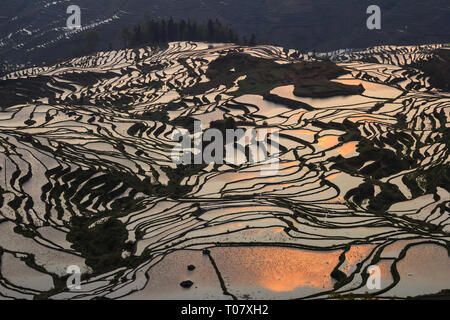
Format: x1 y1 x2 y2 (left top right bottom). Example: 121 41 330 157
124 250 226 300
235 94 293 118
336 141 358 156
318 135 339 149
292 129 316 136
211 246 342 298
340 245 374 275
316 136 358 157
332 78 403 99
385 244 450 297
270 85 378 109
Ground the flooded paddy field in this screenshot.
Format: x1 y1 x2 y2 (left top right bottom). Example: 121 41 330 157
0 42 449 300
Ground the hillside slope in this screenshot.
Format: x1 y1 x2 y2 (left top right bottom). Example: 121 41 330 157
1 0 449 73
0 42 449 299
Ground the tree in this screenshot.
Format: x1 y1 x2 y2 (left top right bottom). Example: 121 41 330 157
160 20 167 43
118 18 241 48
120 27 131 47
189 20 198 40
84 30 100 52
167 17 177 41
207 19 214 40
150 20 159 43
132 25 142 45
179 19 187 40
249 34 257 46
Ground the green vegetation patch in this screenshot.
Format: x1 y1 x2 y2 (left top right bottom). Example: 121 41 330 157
410 49 450 91
184 53 364 98
67 216 131 274
162 164 207 197
403 164 450 198
121 18 242 49
331 120 415 181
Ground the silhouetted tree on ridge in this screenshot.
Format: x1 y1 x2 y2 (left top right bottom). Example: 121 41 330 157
121 18 249 48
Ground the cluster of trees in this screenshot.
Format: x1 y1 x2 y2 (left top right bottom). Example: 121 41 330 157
120 17 255 48
72 18 256 58
70 29 102 57
409 49 450 91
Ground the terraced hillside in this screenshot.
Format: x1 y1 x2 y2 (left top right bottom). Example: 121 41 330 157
0 42 449 300
1 0 450 74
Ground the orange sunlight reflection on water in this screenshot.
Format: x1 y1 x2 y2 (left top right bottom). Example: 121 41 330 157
336 141 358 156
318 136 339 148
212 247 342 293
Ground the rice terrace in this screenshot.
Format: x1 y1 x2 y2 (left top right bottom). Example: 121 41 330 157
0 0 449 303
